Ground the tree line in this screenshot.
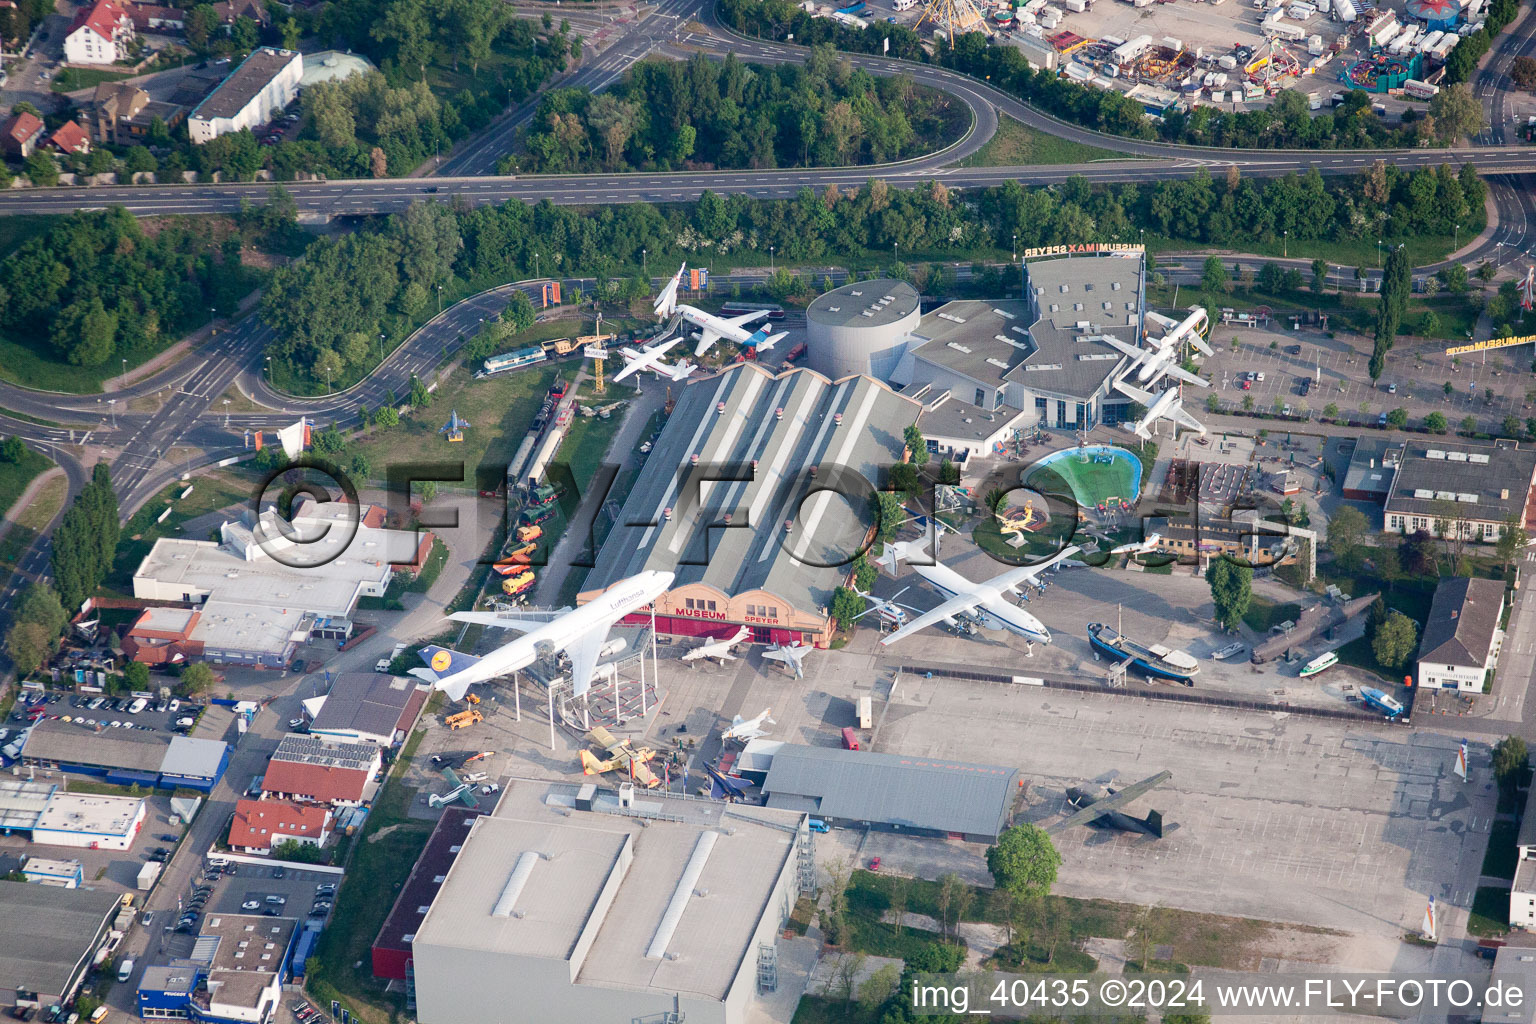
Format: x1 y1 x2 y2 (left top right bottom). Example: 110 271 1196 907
718 0 1486 149
517 50 962 173
252 162 1486 389
0 207 245 368
52 464 120 617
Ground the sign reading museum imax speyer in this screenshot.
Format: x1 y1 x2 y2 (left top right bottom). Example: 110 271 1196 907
1443 335 1536 357
1023 242 1147 259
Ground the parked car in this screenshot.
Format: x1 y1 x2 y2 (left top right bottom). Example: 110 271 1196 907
159 833 178 843
241 900 261 911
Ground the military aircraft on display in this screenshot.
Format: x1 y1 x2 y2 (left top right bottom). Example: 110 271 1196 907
1113 380 1207 440
680 626 751 665
877 540 1080 648
653 263 789 355
1046 770 1173 838
412 570 673 700
439 408 471 442
702 761 753 801
580 726 661 788
427 767 481 809
763 643 810 679
721 707 775 743
610 336 697 383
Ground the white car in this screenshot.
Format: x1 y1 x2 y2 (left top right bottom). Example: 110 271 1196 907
241 900 260 910
109 720 121 728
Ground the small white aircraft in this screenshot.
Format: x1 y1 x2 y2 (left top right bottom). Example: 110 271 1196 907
654 263 790 355
1115 381 1207 440
611 336 696 383
763 642 810 679
680 625 751 665
1109 533 1164 556
412 570 673 700
722 707 775 742
878 541 1080 648
1145 307 1212 352
851 587 913 629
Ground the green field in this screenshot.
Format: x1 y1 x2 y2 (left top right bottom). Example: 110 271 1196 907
958 114 1128 168
0 447 53 519
1469 886 1511 937
1024 448 1141 509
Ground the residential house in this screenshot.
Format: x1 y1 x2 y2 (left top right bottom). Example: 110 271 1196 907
228 798 332 855
63 0 135 65
1417 576 1508 693
0 111 45 158
48 121 90 157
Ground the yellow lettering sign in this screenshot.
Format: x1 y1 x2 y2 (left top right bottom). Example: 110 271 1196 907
1443 335 1536 356
1022 242 1146 260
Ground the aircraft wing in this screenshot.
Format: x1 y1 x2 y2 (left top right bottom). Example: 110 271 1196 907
1161 364 1209 388
986 546 1081 593
457 787 481 809
692 325 724 357
587 725 623 756
1114 378 1156 404
1100 335 1146 360
451 609 569 629
1172 404 1208 434
724 310 768 330
563 624 612 698
631 759 661 788
1047 770 1171 834
878 590 991 646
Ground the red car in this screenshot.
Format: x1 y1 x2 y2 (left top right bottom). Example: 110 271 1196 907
1241 379 1252 390
868 857 881 871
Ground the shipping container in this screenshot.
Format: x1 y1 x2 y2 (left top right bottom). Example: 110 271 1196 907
1402 77 1439 98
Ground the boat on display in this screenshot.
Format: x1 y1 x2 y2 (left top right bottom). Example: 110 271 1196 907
1299 651 1339 677
1211 641 1246 661
1088 616 1199 684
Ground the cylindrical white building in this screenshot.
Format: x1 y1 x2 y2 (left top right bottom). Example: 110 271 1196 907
805 279 921 381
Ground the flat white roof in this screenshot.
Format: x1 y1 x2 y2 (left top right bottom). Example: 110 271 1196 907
415 780 801 1001
21 857 82 877
33 793 145 838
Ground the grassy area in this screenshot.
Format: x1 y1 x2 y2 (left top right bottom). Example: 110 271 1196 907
1469 886 1511 937
305 726 432 1024
106 468 258 592
0 215 58 262
353 364 560 493
846 870 1309 973
958 113 1128 167
51 66 132 92
66 779 145 796
0 447 53 519
1241 596 1302 635
1146 232 1462 277
1484 820 1519 880
0 468 66 593
791 996 880 1024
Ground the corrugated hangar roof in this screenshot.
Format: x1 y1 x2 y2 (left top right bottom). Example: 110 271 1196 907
762 744 1020 839
586 363 922 613
0 879 119 996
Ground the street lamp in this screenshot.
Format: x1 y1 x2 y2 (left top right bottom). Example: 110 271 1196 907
642 248 647 280
107 398 116 429
437 283 443 314
1012 233 1017 261
534 252 540 280
1283 230 1288 259
378 333 385 359
121 357 127 381
222 398 230 428
1454 223 1460 251
1377 239 1382 268
769 245 775 272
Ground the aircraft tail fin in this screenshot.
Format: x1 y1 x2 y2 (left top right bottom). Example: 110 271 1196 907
579 750 608 775
653 263 685 318
1144 810 1164 838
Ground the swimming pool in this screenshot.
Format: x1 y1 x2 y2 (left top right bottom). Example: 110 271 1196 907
1026 445 1143 508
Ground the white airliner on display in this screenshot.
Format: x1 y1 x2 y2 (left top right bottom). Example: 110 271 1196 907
721 707 775 742
411 570 674 700
1102 334 1209 389
611 336 697 383
878 541 1080 648
654 263 790 355
1114 380 1208 440
680 625 751 664
1145 306 1211 351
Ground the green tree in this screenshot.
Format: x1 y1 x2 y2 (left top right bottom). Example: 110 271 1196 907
830 586 866 630
124 661 151 690
14 582 66 639
1311 258 1328 294
1425 411 1448 433
409 374 432 408
6 621 52 677
0 435 25 463
1386 408 1408 429
1493 736 1528 793
1201 255 1229 294
902 424 929 466
23 150 57 187
375 406 400 428
1496 515 1529 575
350 452 372 482
870 491 903 543
986 824 1061 902
180 662 216 697
1371 610 1418 669
504 289 536 333
1207 558 1252 631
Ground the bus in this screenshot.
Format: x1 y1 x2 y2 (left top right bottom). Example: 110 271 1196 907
719 301 785 320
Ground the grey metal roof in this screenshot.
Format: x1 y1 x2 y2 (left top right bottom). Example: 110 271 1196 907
189 47 298 122
762 744 1019 838
1384 439 1536 522
1341 438 1402 497
1419 577 1506 669
310 673 421 739
1490 945 1536 1024
161 736 228 778
806 279 920 329
585 364 922 613
908 254 1143 401
1519 784 1536 852
21 718 168 772
0 880 119 997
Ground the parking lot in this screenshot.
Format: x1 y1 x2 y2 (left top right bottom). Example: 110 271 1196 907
6 689 209 742
155 858 339 959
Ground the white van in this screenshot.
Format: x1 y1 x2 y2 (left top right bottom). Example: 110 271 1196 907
127 698 147 715
117 958 135 983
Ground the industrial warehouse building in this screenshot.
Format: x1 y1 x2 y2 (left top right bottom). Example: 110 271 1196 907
581 362 922 648
761 744 1022 843
1382 439 1536 543
410 780 810 1024
300 672 427 747
136 914 298 1021
371 806 483 981
18 721 230 793
132 499 433 667
0 880 121 1009
31 793 147 851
